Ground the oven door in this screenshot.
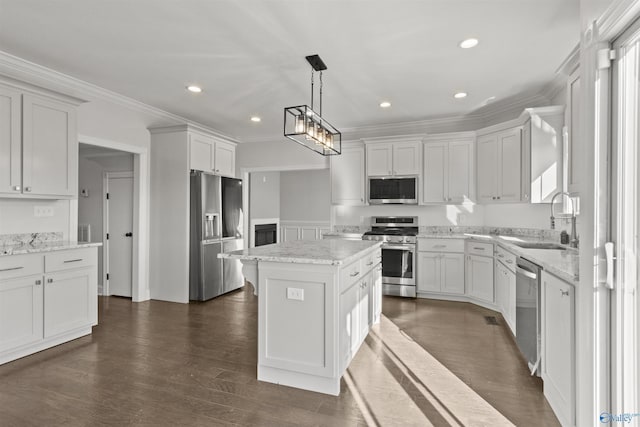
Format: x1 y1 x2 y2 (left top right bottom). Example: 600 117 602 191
368 176 418 204
381 244 415 286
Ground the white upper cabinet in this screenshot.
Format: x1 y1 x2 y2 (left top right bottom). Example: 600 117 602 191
521 107 565 203
366 143 393 176
477 127 522 203
423 136 474 203
189 132 236 177
214 140 236 177
189 133 215 172
0 84 80 199
0 85 21 196
498 127 522 202
393 141 421 175
366 139 421 176
331 145 366 205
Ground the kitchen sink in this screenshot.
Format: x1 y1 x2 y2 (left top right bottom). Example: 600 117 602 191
510 241 567 250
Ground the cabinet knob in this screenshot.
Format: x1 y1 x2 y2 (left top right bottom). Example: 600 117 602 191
492 196 496 200
47 278 53 283
13 186 20 191
35 280 42 285
25 187 32 192
497 196 501 200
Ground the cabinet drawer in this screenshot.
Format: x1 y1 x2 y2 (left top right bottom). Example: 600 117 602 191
340 259 363 290
362 249 381 273
418 238 464 253
0 254 43 280
466 241 494 257
45 249 95 273
495 245 517 272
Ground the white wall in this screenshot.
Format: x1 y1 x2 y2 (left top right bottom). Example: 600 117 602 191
250 172 280 220
280 170 330 222
0 199 71 238
333 204 486 228
78 153 134 289
237 140 328 174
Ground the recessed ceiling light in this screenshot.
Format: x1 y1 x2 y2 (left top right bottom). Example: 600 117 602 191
379 101 391 108
250 116 261 123
454 92 468 99
186 85 202 93
459 38 479 49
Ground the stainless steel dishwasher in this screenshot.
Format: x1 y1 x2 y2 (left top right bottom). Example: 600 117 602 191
515 256 542 376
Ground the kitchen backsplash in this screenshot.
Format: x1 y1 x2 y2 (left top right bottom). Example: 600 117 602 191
0 232 64 247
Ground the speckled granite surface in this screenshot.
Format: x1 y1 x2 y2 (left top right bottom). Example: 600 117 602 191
220 239 381 265
0 232 102 256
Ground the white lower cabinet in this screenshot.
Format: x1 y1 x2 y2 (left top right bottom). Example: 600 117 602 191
0 276 43 352
495 260 516 334
466 253 494 303
417 252 464 295
542 271 575 427
44 269 97 338
0 247 98 365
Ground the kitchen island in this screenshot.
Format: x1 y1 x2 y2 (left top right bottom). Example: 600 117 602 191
219 239 382 395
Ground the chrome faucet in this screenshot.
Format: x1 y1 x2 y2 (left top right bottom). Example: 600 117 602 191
550 191 578 248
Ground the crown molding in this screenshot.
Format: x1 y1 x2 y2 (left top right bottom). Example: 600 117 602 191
597 0 640 40
0 50 240 144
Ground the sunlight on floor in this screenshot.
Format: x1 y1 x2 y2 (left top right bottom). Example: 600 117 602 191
346 315 515 426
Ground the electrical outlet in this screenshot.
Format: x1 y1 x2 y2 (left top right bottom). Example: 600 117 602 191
286 287 304 301
34 206 55 217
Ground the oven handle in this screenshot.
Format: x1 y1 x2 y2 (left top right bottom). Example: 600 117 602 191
382 245 415 251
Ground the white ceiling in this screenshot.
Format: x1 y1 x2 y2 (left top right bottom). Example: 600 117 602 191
0 0 579 142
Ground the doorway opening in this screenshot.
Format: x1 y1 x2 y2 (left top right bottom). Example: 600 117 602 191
77 140 147 300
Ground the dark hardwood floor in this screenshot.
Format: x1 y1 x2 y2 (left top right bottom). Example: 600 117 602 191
0 287 559 426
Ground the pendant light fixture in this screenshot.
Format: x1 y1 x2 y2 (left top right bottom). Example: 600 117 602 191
284 54 341 156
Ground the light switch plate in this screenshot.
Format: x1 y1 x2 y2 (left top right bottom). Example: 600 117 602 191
286 287 304 301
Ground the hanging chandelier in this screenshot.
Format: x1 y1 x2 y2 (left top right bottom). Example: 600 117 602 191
284 54 341 156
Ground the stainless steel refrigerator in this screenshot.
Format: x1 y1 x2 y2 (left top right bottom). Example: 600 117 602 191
189 171 244 301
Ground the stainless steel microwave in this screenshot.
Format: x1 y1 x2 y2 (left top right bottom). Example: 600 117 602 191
368 176 418 204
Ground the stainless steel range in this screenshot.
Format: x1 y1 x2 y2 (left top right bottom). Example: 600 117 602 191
362 216 417 297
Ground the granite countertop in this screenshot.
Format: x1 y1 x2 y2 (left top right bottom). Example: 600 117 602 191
322 232 364 239
0 241 103 256
418 233 579 285
219 239 382 266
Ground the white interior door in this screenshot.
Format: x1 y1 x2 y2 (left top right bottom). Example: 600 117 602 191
106 173 134 297
611 22 640 418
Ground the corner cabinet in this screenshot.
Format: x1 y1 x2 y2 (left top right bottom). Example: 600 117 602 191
331 145 366 205
0 84 82 199
423 135 475 203
365 139 421 176
189 132 236 177
0 247 98 365
541 271 575 427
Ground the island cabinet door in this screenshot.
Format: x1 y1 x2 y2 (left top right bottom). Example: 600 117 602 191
340 280 361 371
358 272 372 343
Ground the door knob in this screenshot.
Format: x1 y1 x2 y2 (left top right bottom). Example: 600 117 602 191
125 232 133 237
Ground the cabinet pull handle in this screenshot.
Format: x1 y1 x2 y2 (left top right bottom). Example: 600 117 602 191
506 259 513 264
64 259 83 263
498 254 504 258
35 280 42 285
366 261 374 266
0 266 24 272
47 278 53 283
350 271 360 277
560 290 570 297
473 247 485 251
433 244 446 248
